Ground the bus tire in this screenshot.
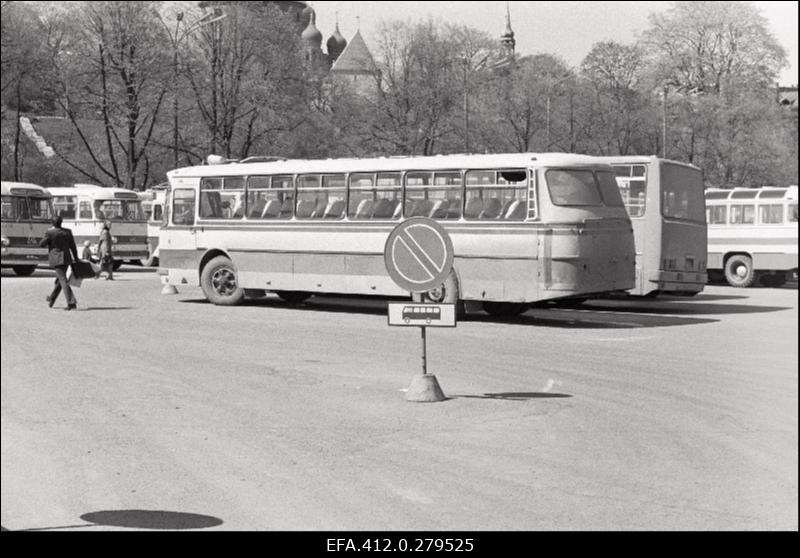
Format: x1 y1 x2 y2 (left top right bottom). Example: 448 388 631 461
276 291 311 304
412 269 465 317
724 255 756 288
112 260 124 271
143 255 159 267
11 265 36 277
201 255 245 306
482 301 530 317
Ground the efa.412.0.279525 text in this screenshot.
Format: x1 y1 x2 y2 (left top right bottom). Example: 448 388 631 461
326 538 475 552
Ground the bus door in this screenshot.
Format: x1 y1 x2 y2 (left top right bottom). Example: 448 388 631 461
613 164 649 294
162 179 200 286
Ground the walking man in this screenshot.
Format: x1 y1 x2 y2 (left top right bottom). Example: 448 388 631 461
40 215 79 311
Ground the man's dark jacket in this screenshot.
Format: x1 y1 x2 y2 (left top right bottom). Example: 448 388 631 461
39 226 79 267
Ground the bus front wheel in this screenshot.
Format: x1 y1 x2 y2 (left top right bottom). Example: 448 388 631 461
112 260 123 271
724 255 756 288
12 265 36 276
201 255 245 306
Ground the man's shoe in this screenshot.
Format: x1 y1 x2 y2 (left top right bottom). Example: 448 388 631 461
65 304 77 311
46 296 54 308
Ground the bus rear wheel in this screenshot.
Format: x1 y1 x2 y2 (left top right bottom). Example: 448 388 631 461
201 255 245 306
412 270 465 317
724 255 756 288
482 301 530 317
11 265 36 276
275 291 311 304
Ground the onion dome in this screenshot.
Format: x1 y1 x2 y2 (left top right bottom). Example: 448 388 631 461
301 7 322 46
327 21 348 62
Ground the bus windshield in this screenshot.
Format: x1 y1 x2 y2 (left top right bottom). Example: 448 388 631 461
1 195 53 221
93 199 145 221
661 164 705 222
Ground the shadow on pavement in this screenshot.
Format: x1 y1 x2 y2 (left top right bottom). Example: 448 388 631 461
455 392 572 400
79 307 136 311
79 510 223 530
13 510 223 531
179 296 720 329
569 300 792 316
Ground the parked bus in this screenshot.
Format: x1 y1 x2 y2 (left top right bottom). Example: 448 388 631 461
705 185 798 288
139 186 167 267
600 156 707 297
47 185 148 269
1 181 54 276
158 153 635 315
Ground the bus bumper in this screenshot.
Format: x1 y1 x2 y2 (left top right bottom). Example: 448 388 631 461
648 270 707 293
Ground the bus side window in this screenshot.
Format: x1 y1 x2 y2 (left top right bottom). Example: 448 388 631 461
789 203 798 223
759 204 783 225
709 205 727 224
79 201 92 220
172 189 196 226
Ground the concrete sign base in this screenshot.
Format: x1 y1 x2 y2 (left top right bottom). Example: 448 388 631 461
406 374 446 402
161 284 179 295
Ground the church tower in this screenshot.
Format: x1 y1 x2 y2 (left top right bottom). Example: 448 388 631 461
500 2 515 58
301 6 328 75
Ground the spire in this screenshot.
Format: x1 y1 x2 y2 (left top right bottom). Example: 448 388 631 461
500 2 515 57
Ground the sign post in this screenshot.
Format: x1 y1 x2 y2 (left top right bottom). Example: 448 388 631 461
384 218 456 402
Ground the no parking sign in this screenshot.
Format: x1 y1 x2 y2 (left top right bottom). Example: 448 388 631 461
384 217 454 293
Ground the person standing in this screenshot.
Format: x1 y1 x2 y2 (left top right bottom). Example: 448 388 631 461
98 220 114 280
40 215 79 311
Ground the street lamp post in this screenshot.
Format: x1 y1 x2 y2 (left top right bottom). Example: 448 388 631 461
462 51 490 154
545 72 574 151
160 10 226 169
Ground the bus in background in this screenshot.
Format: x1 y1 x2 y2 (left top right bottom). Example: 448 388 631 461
600 156 707 297
139 186 167 267
1 181 54 276
47 184 148 270
159 153 635 315
705 186 798 288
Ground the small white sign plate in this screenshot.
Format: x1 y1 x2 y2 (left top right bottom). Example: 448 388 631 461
388 303 457 328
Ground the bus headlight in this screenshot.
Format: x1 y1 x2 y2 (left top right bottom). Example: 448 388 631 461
1 237 9 247
112 236 118 245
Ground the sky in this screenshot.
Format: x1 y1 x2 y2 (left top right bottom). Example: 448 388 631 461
311 1 799 86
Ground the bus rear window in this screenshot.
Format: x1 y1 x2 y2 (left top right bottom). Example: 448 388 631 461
545 170 602 206
660 164 705 222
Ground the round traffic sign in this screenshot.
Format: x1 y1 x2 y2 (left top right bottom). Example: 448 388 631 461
384 217 454 293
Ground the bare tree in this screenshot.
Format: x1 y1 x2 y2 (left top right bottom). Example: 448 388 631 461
51 1 171 190
370 19 461 156
183 3 306 160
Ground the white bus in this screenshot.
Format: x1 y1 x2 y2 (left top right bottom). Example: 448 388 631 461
140 187 167 267
47 184 149 269
1 181 54 276
705 185 798 287
159 153 636 315
600 156 707 297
